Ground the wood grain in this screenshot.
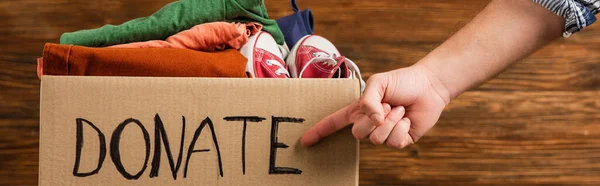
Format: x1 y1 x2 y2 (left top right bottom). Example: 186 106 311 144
266 0 600 91
1 0 599 185
361 90 600 186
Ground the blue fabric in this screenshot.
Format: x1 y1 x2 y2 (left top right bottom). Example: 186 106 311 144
533 0 599 37
276 0 314 49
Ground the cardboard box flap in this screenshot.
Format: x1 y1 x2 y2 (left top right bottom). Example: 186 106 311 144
40 76 359 186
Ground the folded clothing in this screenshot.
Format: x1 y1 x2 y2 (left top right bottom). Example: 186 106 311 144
39 43 248 78
108 22 262 52
276 0 314 49
59 0 285 47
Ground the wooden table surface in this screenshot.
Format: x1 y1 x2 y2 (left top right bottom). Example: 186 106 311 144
1 0 599 185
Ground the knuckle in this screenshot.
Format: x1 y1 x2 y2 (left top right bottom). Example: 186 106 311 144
359 96 371 107
352 127 364 140
368 73 384 83
384 118 395 126
369 133 385 145
386 140 403 149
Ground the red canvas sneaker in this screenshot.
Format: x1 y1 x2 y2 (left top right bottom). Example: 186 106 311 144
286 35 365 90
240 31 290 78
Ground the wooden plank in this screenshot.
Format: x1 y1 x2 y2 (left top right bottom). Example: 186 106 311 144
0 118 38 186
326 43 600 91
360 90 600 185
276 0 600 90
265 0 600 91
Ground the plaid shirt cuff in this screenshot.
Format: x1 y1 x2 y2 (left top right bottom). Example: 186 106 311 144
533 0 599 37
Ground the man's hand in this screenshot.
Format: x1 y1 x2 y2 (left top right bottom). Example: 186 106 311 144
301 0 564 149
301 64 450 148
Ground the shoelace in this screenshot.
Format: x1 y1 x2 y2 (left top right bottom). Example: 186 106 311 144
266 59 290 77
298 52 366 92
298 52 339 77
344 58 366 92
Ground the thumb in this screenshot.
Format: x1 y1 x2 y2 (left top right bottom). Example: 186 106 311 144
360 74 387 126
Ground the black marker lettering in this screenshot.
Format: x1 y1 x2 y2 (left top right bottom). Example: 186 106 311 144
269 116 304 174
184 117 223 178
149 114 186 180
110 118 151 180
223 116 266 175
73 118 106 177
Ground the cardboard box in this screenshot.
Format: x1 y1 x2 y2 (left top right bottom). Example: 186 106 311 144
39 76 359 185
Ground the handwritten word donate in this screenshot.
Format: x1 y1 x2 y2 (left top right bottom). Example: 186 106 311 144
73 114 304 180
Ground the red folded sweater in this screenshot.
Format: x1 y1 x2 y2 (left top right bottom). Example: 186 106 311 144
108 22 262 52
38 43 249 78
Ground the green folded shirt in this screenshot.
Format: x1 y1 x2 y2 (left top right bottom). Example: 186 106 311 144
60 0 284 46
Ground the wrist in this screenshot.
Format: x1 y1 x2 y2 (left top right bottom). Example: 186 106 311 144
411 63 453 105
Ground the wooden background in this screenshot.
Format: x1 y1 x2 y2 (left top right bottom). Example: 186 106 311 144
1 0 599 185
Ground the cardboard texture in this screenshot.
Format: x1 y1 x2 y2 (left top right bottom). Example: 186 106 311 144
39 76 359 185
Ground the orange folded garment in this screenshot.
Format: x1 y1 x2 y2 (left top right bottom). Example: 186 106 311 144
107 22 262 52
38 43 248 78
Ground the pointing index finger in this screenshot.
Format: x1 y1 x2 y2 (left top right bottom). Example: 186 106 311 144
301 101 358 147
